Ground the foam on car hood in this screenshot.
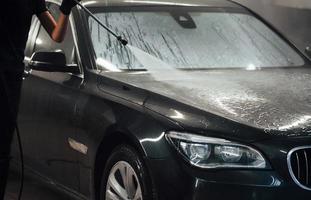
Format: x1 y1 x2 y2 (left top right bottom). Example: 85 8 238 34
102 67 311 136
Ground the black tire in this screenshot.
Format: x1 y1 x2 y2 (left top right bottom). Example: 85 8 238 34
100 145 156 200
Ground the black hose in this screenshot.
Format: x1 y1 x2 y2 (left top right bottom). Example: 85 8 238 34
16 125 24 200
0 73 24 200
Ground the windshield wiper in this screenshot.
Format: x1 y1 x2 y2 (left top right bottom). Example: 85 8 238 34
74 0 128 46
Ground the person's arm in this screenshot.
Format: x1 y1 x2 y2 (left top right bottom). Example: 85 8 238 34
38 12 69 43
37 0 80 43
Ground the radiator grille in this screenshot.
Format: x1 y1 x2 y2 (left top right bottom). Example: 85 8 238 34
288 147 311 191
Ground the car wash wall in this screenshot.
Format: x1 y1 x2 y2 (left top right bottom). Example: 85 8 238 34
236 0 311 57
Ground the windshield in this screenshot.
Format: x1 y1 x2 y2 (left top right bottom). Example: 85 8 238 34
88 7 305 71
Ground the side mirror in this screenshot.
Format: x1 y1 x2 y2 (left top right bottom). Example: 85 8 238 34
29 51 79 74
305 46 311 58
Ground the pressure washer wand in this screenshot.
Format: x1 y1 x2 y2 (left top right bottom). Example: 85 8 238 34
73 0 128 46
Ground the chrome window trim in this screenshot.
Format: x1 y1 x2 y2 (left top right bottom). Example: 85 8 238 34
287 146 311 191
69 13 85 79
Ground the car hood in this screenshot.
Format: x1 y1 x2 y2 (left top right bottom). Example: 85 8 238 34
103 67 311 137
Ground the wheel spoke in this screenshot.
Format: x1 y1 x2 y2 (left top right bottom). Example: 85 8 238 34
106 161 143 200
126 166 136 198
106 189 121 200
119 162 128 190
108 174 128 200
133 185 142 200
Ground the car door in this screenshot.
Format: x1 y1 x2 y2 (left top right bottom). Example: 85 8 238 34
18 3 83 192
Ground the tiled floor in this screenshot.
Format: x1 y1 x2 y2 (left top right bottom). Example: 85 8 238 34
5 170 73 200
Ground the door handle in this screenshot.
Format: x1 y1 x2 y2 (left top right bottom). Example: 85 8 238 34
23 68 32 79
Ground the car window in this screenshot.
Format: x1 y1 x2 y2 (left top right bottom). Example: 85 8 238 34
88 8 305 71
34 3 76 64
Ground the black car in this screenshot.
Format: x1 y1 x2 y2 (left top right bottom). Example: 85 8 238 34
13 0 311 199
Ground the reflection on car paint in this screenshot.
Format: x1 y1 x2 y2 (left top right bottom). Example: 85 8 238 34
68 138 89 155
140 132 165 143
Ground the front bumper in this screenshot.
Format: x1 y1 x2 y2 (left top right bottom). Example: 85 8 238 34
146 158 311 200
191 178 311 200
146 136 311 200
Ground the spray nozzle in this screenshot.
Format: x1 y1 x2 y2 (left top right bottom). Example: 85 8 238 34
117 36 128 46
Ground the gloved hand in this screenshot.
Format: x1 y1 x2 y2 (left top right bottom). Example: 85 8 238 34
60 0 81 15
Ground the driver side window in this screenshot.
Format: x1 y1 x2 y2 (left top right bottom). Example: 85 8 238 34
34 3 76 64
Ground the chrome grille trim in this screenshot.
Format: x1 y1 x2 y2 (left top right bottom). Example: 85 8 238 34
287 146 311 191
296 153 301 179
305 150 309 185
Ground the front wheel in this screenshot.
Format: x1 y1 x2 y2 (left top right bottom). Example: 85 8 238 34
100 145 156 200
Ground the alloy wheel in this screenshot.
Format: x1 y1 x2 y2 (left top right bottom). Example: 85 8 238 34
105 161 143 200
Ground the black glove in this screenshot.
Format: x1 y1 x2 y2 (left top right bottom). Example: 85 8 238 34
60 0 81 15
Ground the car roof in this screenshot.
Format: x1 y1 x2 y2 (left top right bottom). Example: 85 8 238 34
81 0 240 8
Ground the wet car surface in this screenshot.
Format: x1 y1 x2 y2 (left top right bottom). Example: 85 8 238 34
6 169 74 200
11 0 311 199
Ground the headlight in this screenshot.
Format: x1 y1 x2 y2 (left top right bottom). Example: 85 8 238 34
166 131 269 169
